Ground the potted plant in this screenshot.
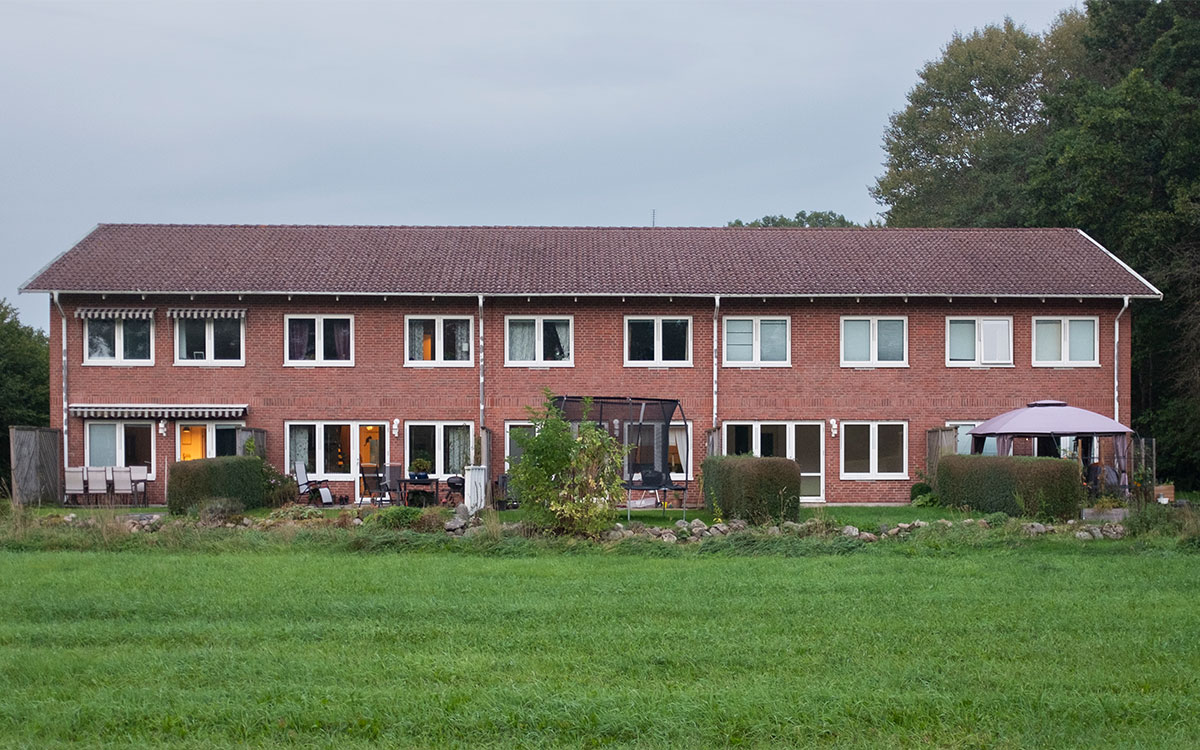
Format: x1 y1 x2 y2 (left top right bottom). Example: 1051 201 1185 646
409 458 432 480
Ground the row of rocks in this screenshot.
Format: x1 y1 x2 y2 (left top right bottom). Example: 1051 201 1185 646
1021 520 1126 540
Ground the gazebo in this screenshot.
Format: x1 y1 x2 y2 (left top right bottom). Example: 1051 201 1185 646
969 400 1135 493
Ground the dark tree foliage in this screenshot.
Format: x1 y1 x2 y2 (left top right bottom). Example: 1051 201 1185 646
727 210 859 228
0 299 50 489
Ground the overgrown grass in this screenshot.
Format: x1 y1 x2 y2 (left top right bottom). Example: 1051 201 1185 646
1 544 1199 747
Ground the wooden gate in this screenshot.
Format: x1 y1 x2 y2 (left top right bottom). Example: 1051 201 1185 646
8 426 61 506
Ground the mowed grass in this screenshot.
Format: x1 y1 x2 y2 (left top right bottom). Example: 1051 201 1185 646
2 549 1199 748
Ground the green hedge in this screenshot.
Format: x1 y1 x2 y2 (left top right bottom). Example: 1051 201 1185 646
936 454 1085 520
702 455 808 524
167 456 268 515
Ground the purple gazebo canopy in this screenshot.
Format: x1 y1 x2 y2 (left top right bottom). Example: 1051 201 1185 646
969 400 1132 437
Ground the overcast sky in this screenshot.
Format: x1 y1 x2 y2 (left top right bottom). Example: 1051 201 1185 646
3 0 1071 332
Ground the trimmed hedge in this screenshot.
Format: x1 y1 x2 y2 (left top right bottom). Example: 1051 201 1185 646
936 454 1085 520
167 456 267 515
702 455 808 524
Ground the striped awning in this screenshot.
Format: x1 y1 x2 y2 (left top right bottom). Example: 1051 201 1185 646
167 308 247 319
69 404 249 419
74 307 155 320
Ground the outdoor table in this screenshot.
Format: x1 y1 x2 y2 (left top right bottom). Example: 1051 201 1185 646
395 478 441 506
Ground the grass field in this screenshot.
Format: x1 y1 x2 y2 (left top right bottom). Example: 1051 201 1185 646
2 544 1199 748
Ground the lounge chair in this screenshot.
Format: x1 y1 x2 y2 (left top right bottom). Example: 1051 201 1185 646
64 467 87 505
294 461 329 504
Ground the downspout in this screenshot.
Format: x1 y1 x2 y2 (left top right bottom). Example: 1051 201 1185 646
1114 295 1130 423
52 292 68 471
712 295 720 439
478 294 485 465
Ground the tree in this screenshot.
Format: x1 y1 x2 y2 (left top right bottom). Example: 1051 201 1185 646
727 210 859 228
0 299 50 490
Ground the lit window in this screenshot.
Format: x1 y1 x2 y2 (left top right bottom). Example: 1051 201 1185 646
840 421 907 479
505 316 572 366
625 316 691 366
841 317 907 367
946 317 1012 367
84 318 154 365
285 315 354 366
406 316 473 366
723 317 790 366
1033 317 1098 366
286 421 387 479
177 422 243 461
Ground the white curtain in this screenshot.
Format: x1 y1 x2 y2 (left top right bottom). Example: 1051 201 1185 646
88 423 117 466
445 426 470 475
759 320 787 362
545 319 570 360
446 319 470 361
407 320 430 361
509 320 535 361
289 425 312 472
669 425 688 476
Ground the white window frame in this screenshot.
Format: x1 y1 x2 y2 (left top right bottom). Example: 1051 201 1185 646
839 420 908 480
283 314 355 367
175 421 246 461
173 317 246 367
621 421 695 482
504 420 535 472
284 420 388 482
405 421 475 478
504 315 575 367
623 315 693 367
1031 316 1101 367
722 316 791 367
403 315 474 368
945 316 1014 367
82 317 155 367
721 420 824 501
945 420 1004 456
83 420 157 480
839 316 908 368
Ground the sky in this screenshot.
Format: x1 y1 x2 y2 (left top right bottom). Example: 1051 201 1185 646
2 0 1072 332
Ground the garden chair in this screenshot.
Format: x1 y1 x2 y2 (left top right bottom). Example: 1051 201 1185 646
359 470 394 506
86 467 109 505
294 461 329 504
111 467 135 505
64 467 86 505
129 466 149 504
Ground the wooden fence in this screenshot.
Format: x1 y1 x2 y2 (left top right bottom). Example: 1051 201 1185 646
926 427 957 488
8 426 61 506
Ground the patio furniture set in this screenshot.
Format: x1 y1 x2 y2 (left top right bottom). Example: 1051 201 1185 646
63 466 149 505
294 462 465 507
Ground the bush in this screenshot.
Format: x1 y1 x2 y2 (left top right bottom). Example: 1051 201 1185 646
364 505 424 530
168 456 267 515
910 482 933 502
1124 504 1183 537
268 503 325 521
936 455 1085 520
411 507 449 533
196 497 244 524
912 492 938 507
702 455 808 524
262 463 298 508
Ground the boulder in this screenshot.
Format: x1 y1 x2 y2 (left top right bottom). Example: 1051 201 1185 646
859 532 879 542
1102 524 1126 540
886 526 902 537
675 520 689 529
604 530 624 542
444 517 467 532
897 522 912 531
689 519 708 531
976 520 990 529
767 526 781 536
937 519 953 527
710 523 729 536
454 503 470 520
913 520 929 528
729 519 748 532
782 521 803 534
841 525 860 537
1022 522 1047 536
462 525 485 539
661 532 677 544
352 517 363 526
1075 531 1093 541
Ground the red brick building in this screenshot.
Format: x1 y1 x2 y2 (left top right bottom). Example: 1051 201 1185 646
21 224 1160 504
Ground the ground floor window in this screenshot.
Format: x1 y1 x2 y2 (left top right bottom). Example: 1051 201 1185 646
177 422 243 461
286 421 387 479
84 421 156 480
504 422 535 472
623 422 693 482
947 421 998 456
722 421 824 499
406 422 473 477
840 421 907 480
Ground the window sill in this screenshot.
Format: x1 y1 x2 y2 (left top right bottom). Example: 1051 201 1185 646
404 362 475 368
173 361 246 368
841 363 908 369
504 362 574 368
624 363 693 368
945 363 1015 369
82 361 155 367
840 474 910 481
723 363 792 369
283 361 355 368
1031 363 1102 369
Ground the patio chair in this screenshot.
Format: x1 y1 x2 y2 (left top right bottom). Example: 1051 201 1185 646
86 467 108 505
129 466 149 504
360 471 394 506
111 467 135 505
64 467 86 505
294 461 329 504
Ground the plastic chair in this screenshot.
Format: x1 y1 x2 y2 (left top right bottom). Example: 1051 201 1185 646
111 467 135 505
86 467 108 504
129 466 149 504
64 467 87 505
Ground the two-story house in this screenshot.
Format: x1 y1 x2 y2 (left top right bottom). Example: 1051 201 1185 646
20 224 1161 504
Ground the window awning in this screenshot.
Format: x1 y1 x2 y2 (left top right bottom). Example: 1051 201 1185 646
167 308 247 319
69 404 249 419
74 307 156 320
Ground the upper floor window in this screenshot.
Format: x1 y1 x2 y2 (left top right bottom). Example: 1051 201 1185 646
723 316 789 367
84 316 154 366
172 311 245 366
946 317 1012 367
625 316 692 367
285 314 353 366
1033 317 1098 367
406 316 473 366
506 316 573 366
841 316 907 367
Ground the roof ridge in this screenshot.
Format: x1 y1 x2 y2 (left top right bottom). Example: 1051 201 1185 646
94 223 1081 232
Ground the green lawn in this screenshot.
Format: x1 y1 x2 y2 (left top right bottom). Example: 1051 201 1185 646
2 546 1198 748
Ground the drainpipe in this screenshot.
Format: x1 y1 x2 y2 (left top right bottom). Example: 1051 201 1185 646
1114 295 1130 423
52 292 68 470
478 294 485 465
712 295 720 435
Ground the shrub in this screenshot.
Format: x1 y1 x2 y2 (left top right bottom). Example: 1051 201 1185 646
411 507 449 534
509 394 626 537
365 505 424 530
702 455 807 524
910 482 933 502
936 455 1085 520
196 497 244 524
1125 504 1183 537
912 492 938 507
262 462 298 508
268 503 325 521
167 456 267 515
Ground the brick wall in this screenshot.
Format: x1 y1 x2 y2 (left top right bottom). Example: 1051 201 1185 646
52 293 1131 504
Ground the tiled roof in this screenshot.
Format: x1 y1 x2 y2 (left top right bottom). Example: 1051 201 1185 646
21 224 1161 299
